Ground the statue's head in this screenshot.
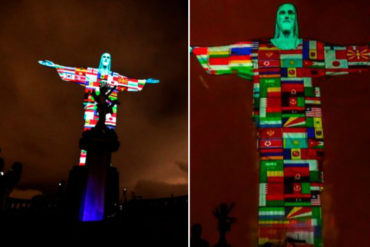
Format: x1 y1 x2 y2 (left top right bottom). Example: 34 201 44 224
274 3 299 38
99 52 111 72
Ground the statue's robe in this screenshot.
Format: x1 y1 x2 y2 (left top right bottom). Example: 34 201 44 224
53 66 148 165
193 40 369 246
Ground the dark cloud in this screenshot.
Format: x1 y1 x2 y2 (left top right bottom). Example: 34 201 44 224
176 161 188 173
10 188 43 200
133 179 187 199
0 0 187 198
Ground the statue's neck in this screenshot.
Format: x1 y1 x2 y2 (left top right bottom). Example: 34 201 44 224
281 30 294 39
271 31 302 50
98 64 110 75
99 68 110 75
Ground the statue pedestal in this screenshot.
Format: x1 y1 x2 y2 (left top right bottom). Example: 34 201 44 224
78 127 119 221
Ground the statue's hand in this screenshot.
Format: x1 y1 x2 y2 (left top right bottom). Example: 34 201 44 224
38 60 57 68
146 78 160 84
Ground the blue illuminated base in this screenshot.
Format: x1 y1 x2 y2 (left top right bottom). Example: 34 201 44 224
79 127 119 222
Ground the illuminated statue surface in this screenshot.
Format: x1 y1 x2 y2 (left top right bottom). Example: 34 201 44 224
39 53 159 166
40 53 159 222
192 3 369 246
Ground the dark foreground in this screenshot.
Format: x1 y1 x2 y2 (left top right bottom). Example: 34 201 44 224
0 195 188 246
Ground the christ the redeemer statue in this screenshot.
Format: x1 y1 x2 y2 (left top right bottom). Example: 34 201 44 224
192 3 369 246
39 53 159 166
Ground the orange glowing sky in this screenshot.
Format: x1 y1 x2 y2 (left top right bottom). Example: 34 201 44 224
0 0 188 199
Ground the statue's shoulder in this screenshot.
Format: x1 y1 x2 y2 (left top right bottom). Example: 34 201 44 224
302 39 325 47
112 71 127 79
228 41 259 53
233 41 258 47
86 67 99 75
257 39 277 49
233 41 256 45
301 39 326 54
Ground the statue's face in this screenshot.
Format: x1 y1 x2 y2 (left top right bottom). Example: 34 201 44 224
101 53 111 67
277 3 296 33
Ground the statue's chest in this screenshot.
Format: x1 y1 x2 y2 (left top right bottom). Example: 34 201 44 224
84 71 120 90
253 41 326 80
253 43 322 126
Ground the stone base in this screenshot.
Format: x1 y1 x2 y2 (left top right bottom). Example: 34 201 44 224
72 126 120 221
79 126 119 152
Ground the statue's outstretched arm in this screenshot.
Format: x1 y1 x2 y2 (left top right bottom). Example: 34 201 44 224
113 74 160 92
38 60 71 69
191 42 255 80
324 44 369 76
38 60 60 68
145 78 160 84
38 59 87 86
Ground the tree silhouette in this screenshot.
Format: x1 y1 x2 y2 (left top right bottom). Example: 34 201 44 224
213 203 236 247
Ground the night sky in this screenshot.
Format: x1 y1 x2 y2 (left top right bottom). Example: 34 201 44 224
191 0 370 246
0 0 188 199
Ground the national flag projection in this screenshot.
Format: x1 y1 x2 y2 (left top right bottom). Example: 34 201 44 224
39 53 159 166
39 53 159 222
192 42 255 79
192 4 369 245
258 206 322 246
